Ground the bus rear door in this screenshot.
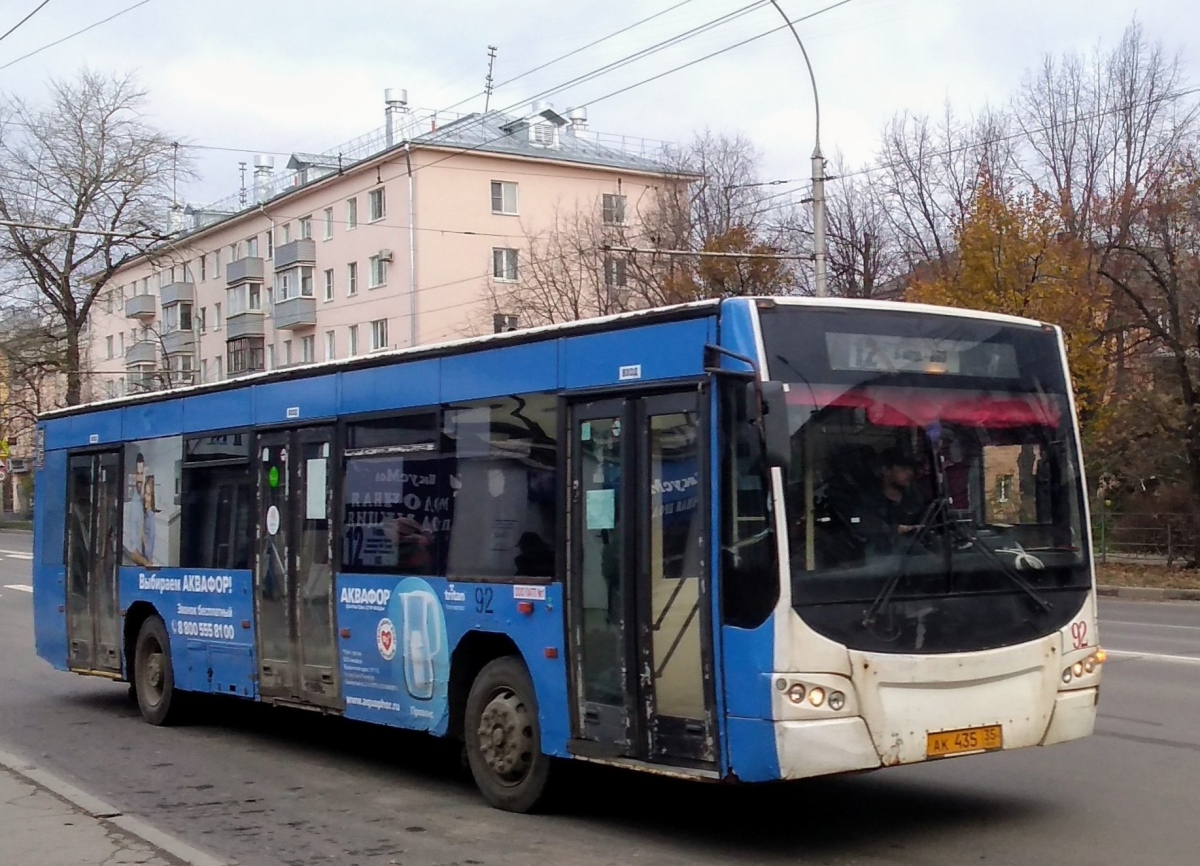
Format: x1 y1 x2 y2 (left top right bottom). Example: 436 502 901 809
64 450 123 675
568 390 717 766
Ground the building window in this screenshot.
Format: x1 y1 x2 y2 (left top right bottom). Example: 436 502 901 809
347 261 358 296
227 337 264 375
214 302 222 330
281 223 291 244
162 302 193 333
227 245 237 264
492 248 518 282
197 307 206 334
370 318 388 351
603 193 627 226
301 335 315 364
346 197 358 230
283 339 293 366
348 324 359 357
368 187 386 222
324 330 336 361
369 255 387 288
323 268 334 301
299 216 313 239
247 236 259 258
200 256 207 281
200 358 208 384
267 229 274 259
227 284 261 315
490 180 518 215
323 207 334 240
279 272 292 300
301 266 314 297
213 357 222 380
604 254 628 289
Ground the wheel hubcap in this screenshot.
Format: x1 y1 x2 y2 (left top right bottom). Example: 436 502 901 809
142 639 165 705
477 689 534 784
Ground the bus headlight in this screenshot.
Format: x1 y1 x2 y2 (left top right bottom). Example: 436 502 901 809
1062 648 1106 684
828 690 846 711
808 687 826 708
787 683 806 704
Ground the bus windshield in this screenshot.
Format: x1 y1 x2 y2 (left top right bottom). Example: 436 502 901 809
759 306 1091 654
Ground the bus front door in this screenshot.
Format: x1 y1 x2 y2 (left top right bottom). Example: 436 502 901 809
64 451 123 674
569 391 716 767
255 427 340 709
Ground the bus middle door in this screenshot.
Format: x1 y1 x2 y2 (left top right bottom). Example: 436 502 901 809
254 427 340 709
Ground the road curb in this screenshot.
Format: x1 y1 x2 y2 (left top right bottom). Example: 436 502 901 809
0 746 232 866
1096 584 1200 601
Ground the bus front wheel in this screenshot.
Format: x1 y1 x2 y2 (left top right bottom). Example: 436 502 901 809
464 656 551 812
133 616 184 726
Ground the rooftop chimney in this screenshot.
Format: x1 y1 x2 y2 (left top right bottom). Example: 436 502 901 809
253 155 275 203
385 88 409 147
567 106 588 135
167 202 185 235
531 100 553 116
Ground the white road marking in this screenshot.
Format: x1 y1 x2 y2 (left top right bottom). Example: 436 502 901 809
0 550 33 560
2 584 32 593
1103 620 1200 632
1106 649 1200 665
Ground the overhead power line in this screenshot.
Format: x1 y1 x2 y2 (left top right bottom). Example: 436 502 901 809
0 0 155 71
0 0 51 45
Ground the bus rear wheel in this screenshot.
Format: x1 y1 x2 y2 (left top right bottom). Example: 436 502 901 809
133 616 184 726
464 656 551 812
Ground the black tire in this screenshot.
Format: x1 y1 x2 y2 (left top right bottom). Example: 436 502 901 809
464 656 552 812
133 616 185 726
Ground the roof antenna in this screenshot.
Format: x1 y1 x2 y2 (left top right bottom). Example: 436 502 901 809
484 45 498 113
238 161 248 206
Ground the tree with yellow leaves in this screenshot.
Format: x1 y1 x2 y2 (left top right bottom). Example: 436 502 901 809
906 175 1108 422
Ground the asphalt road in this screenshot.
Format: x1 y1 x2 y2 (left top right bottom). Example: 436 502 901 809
1 529 1197 866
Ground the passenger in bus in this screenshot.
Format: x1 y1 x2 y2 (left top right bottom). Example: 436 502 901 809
384 514 434 573
514 531 554 577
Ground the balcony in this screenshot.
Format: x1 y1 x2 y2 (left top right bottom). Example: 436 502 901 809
124 340 157 366
273 295 317 330
226 310 266 339
161 329 195 356
160 281 195 306
124 293 157 320
226 256 264 285
274 239 316 270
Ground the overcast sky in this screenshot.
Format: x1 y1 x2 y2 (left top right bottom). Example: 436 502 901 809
1 0 1195 208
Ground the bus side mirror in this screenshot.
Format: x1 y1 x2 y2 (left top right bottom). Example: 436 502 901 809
750 381 791 469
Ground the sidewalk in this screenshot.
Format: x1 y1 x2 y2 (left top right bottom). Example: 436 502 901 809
0 752 228 866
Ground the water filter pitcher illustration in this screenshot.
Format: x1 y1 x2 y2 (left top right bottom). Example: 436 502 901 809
399 589 442 700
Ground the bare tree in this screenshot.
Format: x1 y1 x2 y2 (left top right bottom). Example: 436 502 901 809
0 71 189 405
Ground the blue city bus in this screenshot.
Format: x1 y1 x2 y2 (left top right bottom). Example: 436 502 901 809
31 297 1103 812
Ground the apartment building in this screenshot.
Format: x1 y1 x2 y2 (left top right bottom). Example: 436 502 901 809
85 93 686 397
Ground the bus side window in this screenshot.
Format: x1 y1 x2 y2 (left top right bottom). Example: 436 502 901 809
720 384 778 628
443 394 558 580
181 434 253 570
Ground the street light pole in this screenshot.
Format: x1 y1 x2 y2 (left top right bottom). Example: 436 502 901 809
768 0 828 297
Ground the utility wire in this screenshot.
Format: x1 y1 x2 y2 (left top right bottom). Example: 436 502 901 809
438 0 703 115
0 0 154 71
0 0 50 45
